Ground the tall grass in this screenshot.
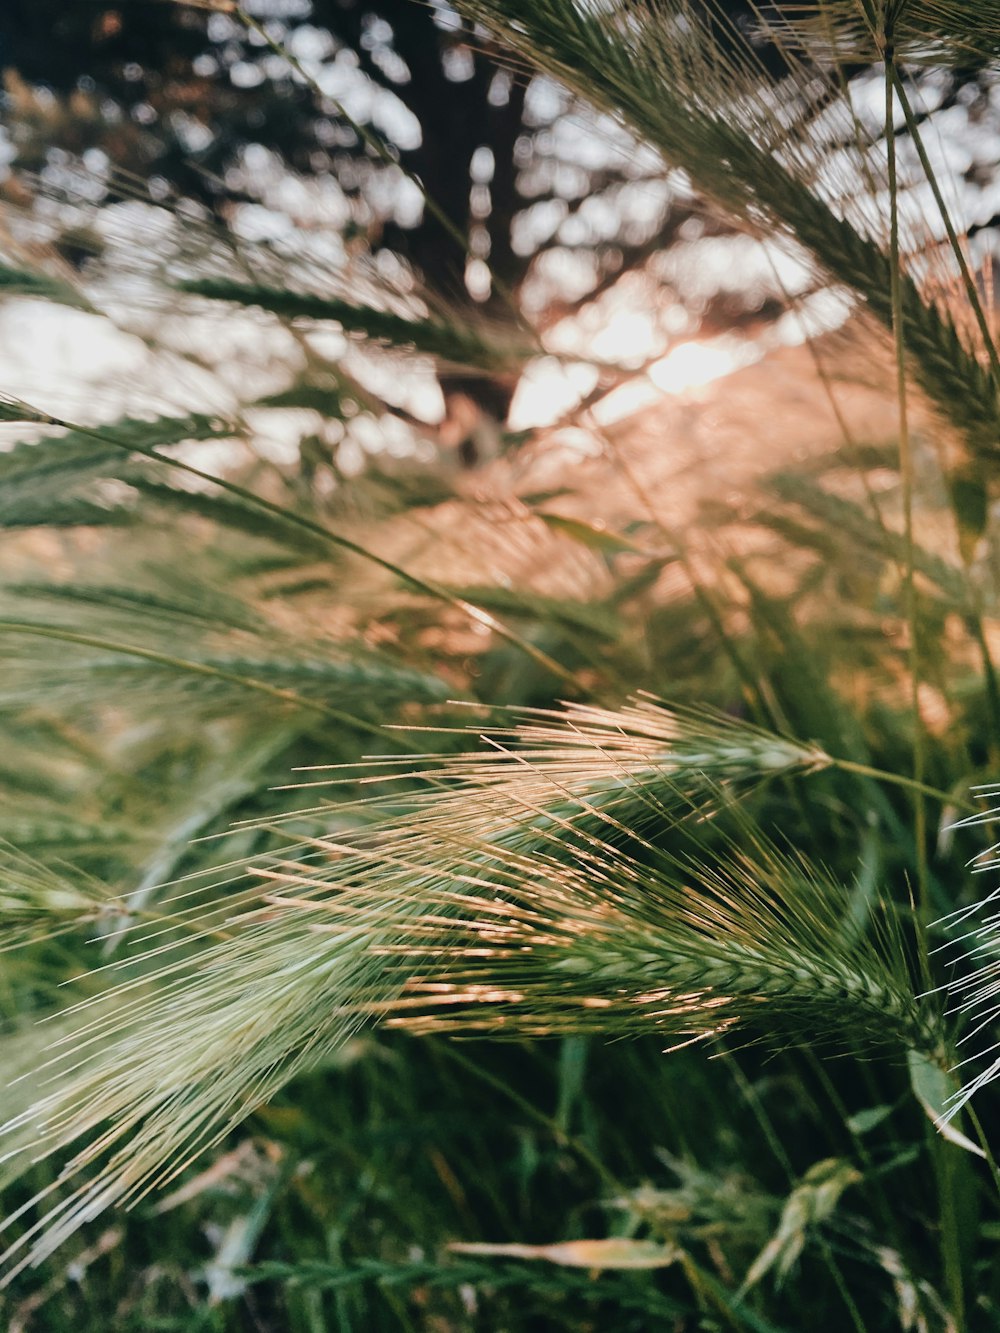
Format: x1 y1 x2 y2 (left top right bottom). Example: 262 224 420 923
0 0 1000 1327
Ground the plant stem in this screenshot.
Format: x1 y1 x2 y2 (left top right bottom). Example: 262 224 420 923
889 68 1000 395
881 35 965 1330
830 758 975 814
933 1136 968 1331
966 1103 1000 1200
884 43 930 926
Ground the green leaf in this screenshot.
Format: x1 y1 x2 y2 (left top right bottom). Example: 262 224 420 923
907 1050 985 1157
449 1237 681 1270
845 1104 894 1136
0 262 92 309
534 511 645 554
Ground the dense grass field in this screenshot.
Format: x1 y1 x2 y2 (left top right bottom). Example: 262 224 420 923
2 1 1000 1328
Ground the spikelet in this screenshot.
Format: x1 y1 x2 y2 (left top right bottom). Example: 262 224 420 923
0 701 945 1278
762 1 1000 65
933 788 1000 1118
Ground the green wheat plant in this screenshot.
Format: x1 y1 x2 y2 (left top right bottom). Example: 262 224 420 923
0 700 952 1281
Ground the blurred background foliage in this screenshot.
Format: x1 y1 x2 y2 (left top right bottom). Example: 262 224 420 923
0 1 998 1330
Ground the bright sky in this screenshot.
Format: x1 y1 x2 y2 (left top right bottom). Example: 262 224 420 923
0 286 764 457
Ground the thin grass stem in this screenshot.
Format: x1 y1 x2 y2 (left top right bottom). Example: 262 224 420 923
830 759 975 813
889 67 1000 394
884 41 930 930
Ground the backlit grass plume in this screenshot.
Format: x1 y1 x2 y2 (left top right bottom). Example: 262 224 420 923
933 789 1000 1119
765 1 1000 65
457 0 1000 462
0 701 947 1277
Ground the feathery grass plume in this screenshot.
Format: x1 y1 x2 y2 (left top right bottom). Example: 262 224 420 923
0 570 448 724
0 845 117 951
764 473 972 607
0 396 581 687
273 697 832 836
764 1 1000 64
347 820 943 1054
455 0 1000 461
175 280 535 374
0 700 947 1277
933 788 1000 1118
120 481 336 556
0 411 238 531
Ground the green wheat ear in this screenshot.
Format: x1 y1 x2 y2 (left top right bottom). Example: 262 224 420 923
764 1 1000 64
0 701 946 1278
175 279 535 372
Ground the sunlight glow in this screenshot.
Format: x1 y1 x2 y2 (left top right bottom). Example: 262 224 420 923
511 337 750 431
648 340 742 393
592 337 755 428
